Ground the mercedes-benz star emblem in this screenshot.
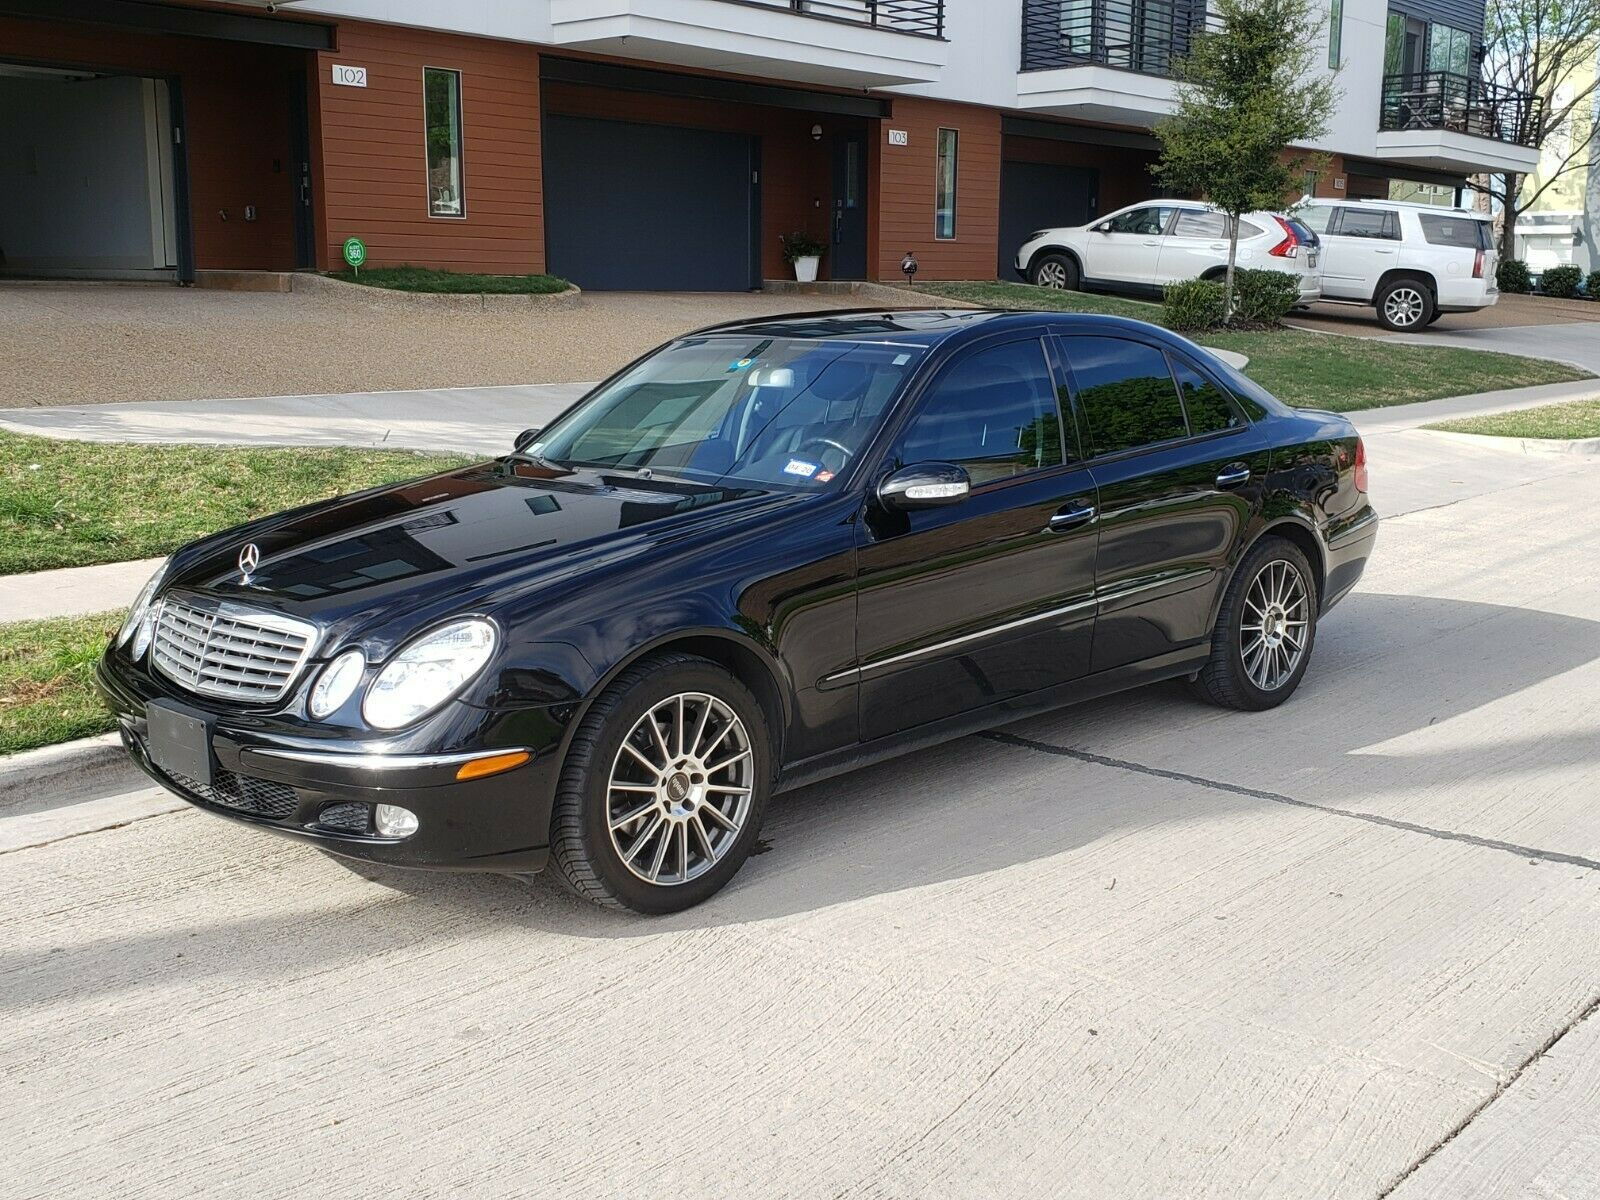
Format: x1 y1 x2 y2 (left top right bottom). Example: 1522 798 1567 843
238 543 261 584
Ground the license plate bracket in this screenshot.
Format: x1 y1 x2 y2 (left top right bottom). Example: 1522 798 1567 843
146 700 215 787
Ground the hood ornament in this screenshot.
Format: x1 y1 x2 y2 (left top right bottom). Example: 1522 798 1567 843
237 543 261 585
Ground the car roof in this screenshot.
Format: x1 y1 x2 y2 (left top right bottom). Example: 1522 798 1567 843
1306 195 1485 219
685 307 1199 350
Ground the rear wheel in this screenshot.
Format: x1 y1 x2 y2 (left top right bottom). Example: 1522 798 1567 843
1031 253 1079 290
1190 536 1318 711
549 653 771 914
1375 276 1435 331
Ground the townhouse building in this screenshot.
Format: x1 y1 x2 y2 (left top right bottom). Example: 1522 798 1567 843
0 0 1544 289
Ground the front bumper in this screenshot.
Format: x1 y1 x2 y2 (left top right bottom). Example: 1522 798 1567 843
97 653 565 873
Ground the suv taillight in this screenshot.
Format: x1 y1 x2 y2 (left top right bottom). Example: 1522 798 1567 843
1269 215 1300 259
1354 437 1368 493
1473 249 1485 279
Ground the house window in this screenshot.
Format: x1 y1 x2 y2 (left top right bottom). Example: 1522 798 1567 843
1425 23 1471 75
1327 0 1343 67
424 67 464 218
934 128 958 240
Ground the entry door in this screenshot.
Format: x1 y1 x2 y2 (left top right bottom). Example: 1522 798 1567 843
854 335 1099 741
997 159 1098 278
830 133 867 280
288 70 315 270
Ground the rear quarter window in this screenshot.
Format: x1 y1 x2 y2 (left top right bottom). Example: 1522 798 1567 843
1418 214 1491 249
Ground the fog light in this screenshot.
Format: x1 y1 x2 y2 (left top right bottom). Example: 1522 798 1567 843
374 804 419 838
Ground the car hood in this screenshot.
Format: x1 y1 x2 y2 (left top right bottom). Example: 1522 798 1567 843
161 459 787 649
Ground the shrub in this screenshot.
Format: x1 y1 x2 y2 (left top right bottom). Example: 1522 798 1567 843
1587 271 1600 301
779 231 827 263
1232 267 1301 326
1497 259 1531 294
1541 264 1582 298
1163 278 1227 330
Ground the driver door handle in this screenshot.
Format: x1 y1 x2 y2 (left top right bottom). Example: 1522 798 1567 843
1216 464 1251 489
1049 501 1097 531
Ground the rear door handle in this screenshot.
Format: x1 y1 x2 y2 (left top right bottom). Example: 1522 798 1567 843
1049 501 1097 531
1216 464 1251 489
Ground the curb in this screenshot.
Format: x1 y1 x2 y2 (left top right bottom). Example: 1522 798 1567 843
290 272 584 311
1421 429 1600 457
0 733 140 814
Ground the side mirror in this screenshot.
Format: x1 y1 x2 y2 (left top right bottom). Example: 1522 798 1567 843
512 427 542 453
1091 222 1110 233
877 462 971 511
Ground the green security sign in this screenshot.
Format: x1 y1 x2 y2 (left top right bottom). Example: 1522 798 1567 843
342 237 368 270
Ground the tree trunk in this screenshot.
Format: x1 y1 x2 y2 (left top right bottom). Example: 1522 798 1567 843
1224 215 1241 324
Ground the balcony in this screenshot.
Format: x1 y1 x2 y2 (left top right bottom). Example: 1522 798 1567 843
1374 70 1544 174
547 0 948 88
1016 0 1202 126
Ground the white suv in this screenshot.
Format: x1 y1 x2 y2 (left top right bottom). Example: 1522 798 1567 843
1014 199 1323 303
1295 198 1497 331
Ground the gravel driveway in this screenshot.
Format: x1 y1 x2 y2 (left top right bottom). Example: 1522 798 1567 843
0 285 867 409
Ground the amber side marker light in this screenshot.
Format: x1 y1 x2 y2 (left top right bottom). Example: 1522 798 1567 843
456 751 532 781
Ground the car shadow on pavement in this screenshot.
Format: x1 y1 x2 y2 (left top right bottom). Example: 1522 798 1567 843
4 592 1598 1008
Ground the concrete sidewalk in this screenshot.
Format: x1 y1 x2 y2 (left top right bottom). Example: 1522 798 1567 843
0 557 165 624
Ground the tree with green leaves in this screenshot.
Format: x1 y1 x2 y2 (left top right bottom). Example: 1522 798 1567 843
1153 0 1339 319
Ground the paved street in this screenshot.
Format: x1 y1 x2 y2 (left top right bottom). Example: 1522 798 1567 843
4 400 1599 1198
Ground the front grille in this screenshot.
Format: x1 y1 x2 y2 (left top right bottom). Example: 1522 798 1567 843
166 767 299 820
152 593 317 703
316 802 371 834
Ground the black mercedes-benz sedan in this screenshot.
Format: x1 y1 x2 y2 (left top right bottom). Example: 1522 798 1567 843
99 309 1376 913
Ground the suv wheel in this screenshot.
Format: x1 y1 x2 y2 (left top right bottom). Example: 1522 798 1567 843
1031 253 1079 290
1190 536 1319 711
550 653 771 914
1376 277 1435 331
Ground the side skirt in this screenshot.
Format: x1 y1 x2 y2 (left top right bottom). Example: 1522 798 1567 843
776 646 1209 794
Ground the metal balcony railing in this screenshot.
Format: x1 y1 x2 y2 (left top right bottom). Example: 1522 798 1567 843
1020 0 1204 75
1379 71 1544 147
724 0 944 38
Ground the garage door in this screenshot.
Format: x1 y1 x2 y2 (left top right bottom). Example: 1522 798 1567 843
997 161 1098 279
544 115 759 292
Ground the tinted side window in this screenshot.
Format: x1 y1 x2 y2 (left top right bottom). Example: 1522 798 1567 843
1333 209 1399 239
1064 337 1187 456
1418 214 1491 248
1298 204 1336 233
897 340 1063 485
1106 206 1175 235
1173 210 1229 239
1237 218 1266 239
1172 357 1242 435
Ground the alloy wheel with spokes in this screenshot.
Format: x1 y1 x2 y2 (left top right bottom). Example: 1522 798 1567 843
1239 560 1310 693
606 693 754 886
1378 278 1433 331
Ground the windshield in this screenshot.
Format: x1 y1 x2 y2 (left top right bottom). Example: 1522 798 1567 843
528 336 924 489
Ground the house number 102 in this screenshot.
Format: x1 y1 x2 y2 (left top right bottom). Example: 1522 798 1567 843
331 64 368 87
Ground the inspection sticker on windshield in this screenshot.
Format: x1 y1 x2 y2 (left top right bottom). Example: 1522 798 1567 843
728 357 755 372
784 459 819 478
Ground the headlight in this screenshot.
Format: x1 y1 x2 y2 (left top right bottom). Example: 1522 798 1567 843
362 619 497 730
309 649 366 719
1028 229 1052 241
117 561 169 659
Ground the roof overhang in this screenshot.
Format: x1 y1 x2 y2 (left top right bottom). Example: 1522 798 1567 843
1014 65 1176 128
1371 129 1541 177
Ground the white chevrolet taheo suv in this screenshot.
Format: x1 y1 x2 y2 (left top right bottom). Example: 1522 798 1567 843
1295 198 1498 331
1013 199 1323 303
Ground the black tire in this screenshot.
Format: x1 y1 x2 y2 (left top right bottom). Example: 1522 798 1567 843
1031 252 1079 290
1424 308 1444 325
1375 276 1435 331
549 653 772 914
1190 536 1319 711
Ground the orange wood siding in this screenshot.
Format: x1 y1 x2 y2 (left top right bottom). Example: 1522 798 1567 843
313 22 541 272
874 98 1001 281
0 15 304 271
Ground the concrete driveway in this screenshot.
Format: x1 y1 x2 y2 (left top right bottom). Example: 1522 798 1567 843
4 415 1600 1198
1289 291 1600 336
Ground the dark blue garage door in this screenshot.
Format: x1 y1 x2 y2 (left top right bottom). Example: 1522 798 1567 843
997 160 1098 279
544 115 759 292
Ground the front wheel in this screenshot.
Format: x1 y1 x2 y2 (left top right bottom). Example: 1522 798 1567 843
1031 253 1079 290
549 653 771 914
1376 277 1435 331
1190 536 1319 711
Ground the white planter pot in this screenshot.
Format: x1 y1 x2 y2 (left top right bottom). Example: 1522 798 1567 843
793 256 820 283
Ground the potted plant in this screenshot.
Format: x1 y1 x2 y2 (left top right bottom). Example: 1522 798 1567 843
780 231 827 283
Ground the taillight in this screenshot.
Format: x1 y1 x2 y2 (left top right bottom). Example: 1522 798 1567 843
1353 438 1368 493
1269 215 1300 259
1472 249 1485 279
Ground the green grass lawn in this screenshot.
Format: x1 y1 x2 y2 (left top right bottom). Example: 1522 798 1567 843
911 281 1589 412
0 433 471 575
331 265 571 294
0 612 119 756
1425 399 1600 439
